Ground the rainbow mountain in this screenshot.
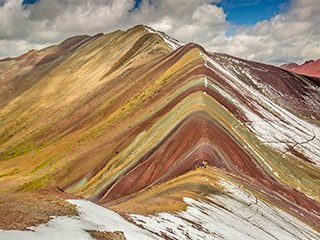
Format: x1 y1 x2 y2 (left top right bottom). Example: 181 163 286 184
0 25 319 239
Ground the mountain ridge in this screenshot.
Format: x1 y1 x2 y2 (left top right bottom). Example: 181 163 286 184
281 59 320 78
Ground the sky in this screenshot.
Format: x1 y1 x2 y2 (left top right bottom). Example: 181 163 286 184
0 0 319 65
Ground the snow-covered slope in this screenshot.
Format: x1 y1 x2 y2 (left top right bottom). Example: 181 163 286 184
131 180 320 240
201 52 320 166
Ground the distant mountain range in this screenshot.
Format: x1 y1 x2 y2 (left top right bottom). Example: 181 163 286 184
281 59 320 78
0 25 319 239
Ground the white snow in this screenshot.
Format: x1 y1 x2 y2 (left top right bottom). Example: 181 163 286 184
204 76 208 88
0 200 159 240
145 26 184 50
131 181 320 240
199 51 320 165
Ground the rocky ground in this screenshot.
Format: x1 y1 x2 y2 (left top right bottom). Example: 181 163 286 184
88 230 126 240
0 188 79 230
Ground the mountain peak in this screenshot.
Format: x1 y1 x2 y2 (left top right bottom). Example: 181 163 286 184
280 62 299 69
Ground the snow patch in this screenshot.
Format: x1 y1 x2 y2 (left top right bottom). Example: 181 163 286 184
145 26 184 50
0 200 158 240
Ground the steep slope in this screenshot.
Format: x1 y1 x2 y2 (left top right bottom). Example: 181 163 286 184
281 59 320 78
0 25 319 239
0 25 172 191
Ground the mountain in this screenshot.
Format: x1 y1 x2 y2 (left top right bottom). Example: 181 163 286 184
281 59 320 78
0 25 319 239
280 62 299 69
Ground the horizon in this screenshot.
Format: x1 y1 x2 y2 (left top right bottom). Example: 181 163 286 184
0 0 319 65
2 24 319 68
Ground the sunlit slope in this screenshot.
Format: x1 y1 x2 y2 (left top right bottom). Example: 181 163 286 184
0 25 319 238
0 25 172 191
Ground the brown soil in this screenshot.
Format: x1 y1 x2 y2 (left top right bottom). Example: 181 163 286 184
0 189 78 230
33 186 83 199
88 230 126 240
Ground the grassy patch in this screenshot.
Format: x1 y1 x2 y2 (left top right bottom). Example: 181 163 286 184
0 168 20 178
21 174 49 192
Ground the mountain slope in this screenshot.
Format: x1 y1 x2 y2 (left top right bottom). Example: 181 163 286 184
0 25 319 239
281 59 320 78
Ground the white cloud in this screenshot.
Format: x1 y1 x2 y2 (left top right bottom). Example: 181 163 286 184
0 0 135 47
138 1 228 46
0 39 48 57
0 0 319 65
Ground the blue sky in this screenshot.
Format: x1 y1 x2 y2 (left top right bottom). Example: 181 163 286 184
22 0 38 5
216 0 291 25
